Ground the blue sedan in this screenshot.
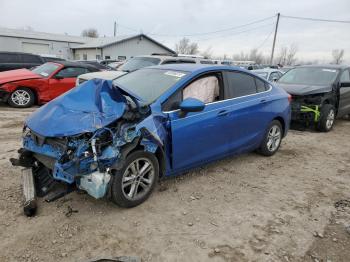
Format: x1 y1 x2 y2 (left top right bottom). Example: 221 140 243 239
12 64 291 213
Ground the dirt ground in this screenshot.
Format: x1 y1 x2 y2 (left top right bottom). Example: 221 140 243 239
0 104 349 262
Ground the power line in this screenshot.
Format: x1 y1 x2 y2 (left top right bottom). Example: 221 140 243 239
146 15 276 37
196 22 275 41
281 15 350 24
254 26 275 50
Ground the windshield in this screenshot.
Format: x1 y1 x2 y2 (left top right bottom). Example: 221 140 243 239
113 68 187 103
119 57 161 72
255 72 268 79
278 67 339 86
32 63 60 77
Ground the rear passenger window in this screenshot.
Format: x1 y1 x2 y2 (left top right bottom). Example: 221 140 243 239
20 54 42 63
0 53 20 63
255 78 266 93
225 71 257 98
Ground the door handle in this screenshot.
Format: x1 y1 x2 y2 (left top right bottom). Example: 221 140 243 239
260 99 267 103
217 110 229 117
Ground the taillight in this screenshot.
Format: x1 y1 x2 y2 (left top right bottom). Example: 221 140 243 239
288 94 292 103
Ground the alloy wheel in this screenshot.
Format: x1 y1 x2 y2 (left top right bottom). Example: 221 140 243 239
11 90 31 106
326 109 335 130
267 125 281 152
121 157 155 201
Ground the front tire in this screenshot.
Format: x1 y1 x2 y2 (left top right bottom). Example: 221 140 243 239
8 87 35 108
257 120 283 156
111 150 159 208
317 104 335 132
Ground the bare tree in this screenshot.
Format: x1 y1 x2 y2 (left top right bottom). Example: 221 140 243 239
331 49 345 64
249 49 264 64
175 38 199 55
200 46 213 59
276 44 298 65
286 44 298 65
81 28 99 38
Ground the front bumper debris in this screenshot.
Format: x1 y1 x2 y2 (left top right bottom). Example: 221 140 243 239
291 102 321 123
22 168 37 217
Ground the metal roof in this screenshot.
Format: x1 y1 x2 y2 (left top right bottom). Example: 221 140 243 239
0 28 175 54
72 34 176 54
0 27 89 43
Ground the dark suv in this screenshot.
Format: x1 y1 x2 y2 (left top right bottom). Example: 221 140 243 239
0 52 45 72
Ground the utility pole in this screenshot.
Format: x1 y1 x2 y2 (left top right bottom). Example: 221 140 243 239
270 13 280 64
114 21 117 37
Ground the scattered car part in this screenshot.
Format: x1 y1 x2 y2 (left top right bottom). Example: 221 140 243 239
22 168 37 217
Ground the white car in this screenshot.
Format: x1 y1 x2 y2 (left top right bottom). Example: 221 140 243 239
251 69 284 82
76 70 127 86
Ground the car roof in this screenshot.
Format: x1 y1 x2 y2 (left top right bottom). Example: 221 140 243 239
252 68 281 73
298 64 349 70
50 61 99 69
147 63 246 73
0 51 40 56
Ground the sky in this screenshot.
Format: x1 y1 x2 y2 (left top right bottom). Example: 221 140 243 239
0 0 349 63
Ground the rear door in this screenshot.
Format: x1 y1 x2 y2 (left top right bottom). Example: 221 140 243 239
223 71 272 154
48 67 89 99
338 69 350 116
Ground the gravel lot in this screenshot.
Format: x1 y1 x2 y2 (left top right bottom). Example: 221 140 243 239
0 104 349 262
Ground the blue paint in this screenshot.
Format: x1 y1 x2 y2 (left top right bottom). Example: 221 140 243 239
22 64 291 199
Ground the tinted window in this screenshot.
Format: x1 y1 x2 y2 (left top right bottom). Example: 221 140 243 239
56 67 88 78
119 57 161 72
225 71 257 98
340 69 350 82
0 53 20 63
32 63 60 77
255 78 266 92
113 68 187 103
20 54 42 63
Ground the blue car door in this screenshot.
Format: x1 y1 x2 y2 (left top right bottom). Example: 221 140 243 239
165 73 233 172
223 71 272 153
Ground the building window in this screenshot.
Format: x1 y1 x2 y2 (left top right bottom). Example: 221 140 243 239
105 56 111 59
83 54 87 60
96 54 101 60
118 56 126 60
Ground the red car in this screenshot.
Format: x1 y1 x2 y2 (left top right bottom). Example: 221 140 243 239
0 61 99 107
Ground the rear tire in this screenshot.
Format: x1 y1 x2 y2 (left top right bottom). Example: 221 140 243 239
8 87 35 108
317 104 335 132
257 120 283 156
111 150 159 208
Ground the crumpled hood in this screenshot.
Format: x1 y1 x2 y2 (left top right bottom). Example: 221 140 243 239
26 79 127 137
277 83 332 95
0 69 40 84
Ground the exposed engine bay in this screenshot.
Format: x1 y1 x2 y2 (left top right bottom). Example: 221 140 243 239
10 79 167 216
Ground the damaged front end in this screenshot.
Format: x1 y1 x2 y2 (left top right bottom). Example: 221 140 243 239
10 79 166 215
290 94 324 125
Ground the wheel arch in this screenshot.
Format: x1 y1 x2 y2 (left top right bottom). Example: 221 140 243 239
13 86 39 104
273 116 286 136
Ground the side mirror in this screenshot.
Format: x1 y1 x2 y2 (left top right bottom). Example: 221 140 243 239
179 98 205 114
272 77 278 82
340 82 350 88
54 75 64 80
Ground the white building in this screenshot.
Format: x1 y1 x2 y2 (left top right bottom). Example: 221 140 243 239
0 27 175 60
72 34 175 60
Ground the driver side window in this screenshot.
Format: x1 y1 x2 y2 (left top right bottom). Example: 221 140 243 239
340 69 350 82
162 73 222 111
56 67 88 78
